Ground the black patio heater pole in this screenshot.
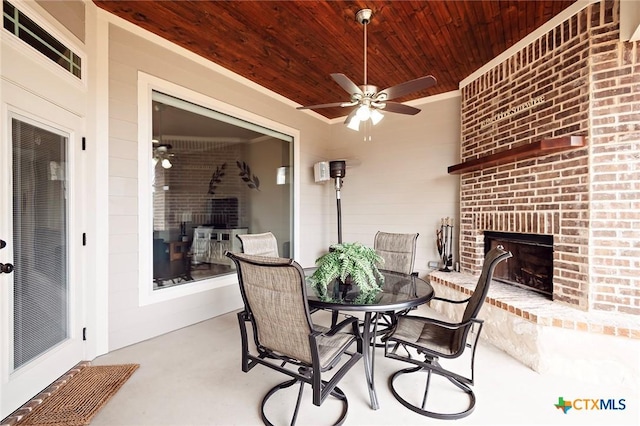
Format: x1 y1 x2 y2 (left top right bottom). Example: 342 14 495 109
329 160 346 244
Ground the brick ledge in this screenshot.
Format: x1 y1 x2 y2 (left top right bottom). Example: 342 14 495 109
427 270 640 339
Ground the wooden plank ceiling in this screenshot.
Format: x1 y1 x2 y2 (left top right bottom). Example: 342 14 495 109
93 0 576 120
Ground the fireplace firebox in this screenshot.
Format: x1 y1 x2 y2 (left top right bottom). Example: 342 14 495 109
484 231 553 299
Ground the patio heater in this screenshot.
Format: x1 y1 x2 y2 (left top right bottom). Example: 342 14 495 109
330 160 346 243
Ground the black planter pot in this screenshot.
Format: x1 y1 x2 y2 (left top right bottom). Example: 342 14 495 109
334 276 359 302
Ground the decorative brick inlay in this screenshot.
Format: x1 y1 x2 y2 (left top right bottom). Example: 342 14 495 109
458 0 639 315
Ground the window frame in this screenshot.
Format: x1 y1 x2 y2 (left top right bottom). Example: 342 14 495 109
137 72 300 306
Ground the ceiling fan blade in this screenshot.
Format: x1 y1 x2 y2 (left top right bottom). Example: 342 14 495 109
378 75 437 101
331 73 363 96
381 102 422 115
297 102 347 110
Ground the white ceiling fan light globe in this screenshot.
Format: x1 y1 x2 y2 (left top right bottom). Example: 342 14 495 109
346 116 360 131
161 158 172 169
356 104 371 121
370 109 384 125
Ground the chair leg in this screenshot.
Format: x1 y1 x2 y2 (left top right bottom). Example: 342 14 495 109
329 385 347 401
389 366 477 420
261 378 299 426
421 368 432 409
291 380 305 426
261 379 349 426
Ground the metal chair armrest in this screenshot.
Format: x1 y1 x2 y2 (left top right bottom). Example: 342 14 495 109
323 316 361 337
431 295 471 305
397 314 483 331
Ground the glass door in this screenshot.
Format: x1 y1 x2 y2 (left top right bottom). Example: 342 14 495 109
12 118 69 368
1 82 84 418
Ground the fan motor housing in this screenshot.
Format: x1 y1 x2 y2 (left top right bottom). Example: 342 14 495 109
360 85 378 97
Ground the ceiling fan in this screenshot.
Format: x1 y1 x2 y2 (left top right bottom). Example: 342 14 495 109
297 8 437 131
152 140 174 169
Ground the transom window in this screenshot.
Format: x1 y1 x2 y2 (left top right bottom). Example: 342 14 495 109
3 0 82 78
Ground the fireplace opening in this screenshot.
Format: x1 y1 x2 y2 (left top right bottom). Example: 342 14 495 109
484 231 553 299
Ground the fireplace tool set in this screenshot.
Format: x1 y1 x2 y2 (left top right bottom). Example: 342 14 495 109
436 217 454 272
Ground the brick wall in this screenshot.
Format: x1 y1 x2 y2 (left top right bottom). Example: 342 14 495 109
459 0 639 314
588 2 640 315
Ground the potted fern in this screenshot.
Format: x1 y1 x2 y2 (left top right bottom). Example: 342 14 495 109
309 242 384 303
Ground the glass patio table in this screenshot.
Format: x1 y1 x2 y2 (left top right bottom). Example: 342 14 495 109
304 268 434 410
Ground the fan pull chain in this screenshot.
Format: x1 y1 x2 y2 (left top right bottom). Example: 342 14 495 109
363 120 373 142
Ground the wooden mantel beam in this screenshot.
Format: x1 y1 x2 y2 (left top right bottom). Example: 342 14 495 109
447 135 586 175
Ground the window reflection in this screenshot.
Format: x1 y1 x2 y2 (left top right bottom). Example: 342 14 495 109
151 92 293 289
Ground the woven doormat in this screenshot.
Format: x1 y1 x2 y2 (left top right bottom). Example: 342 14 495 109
17 364 139 426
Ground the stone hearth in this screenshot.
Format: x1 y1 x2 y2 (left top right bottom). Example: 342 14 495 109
427 270 640 390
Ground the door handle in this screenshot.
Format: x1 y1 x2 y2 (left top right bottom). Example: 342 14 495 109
0 240 11 273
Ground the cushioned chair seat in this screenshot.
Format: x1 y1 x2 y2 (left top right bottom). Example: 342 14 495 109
392 317 456 356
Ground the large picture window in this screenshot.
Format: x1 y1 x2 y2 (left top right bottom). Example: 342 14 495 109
150 91 293 290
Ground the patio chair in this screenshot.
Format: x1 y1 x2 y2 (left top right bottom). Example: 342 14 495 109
383 245 512 419
237 232 279 257
374 231 419 276
369 232 419 336
237 232 323 316
226 252 363 426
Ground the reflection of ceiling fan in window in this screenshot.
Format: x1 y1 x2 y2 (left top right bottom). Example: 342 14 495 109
152 140 174 169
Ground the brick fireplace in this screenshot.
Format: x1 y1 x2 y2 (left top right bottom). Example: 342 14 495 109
428 0 640 386
455 0 638 315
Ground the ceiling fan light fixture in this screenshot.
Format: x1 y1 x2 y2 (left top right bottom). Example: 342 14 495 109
370 108 384 125
356 104 371 121
346 115 361 131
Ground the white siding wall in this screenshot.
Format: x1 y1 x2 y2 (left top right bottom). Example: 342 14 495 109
106 22 330 350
